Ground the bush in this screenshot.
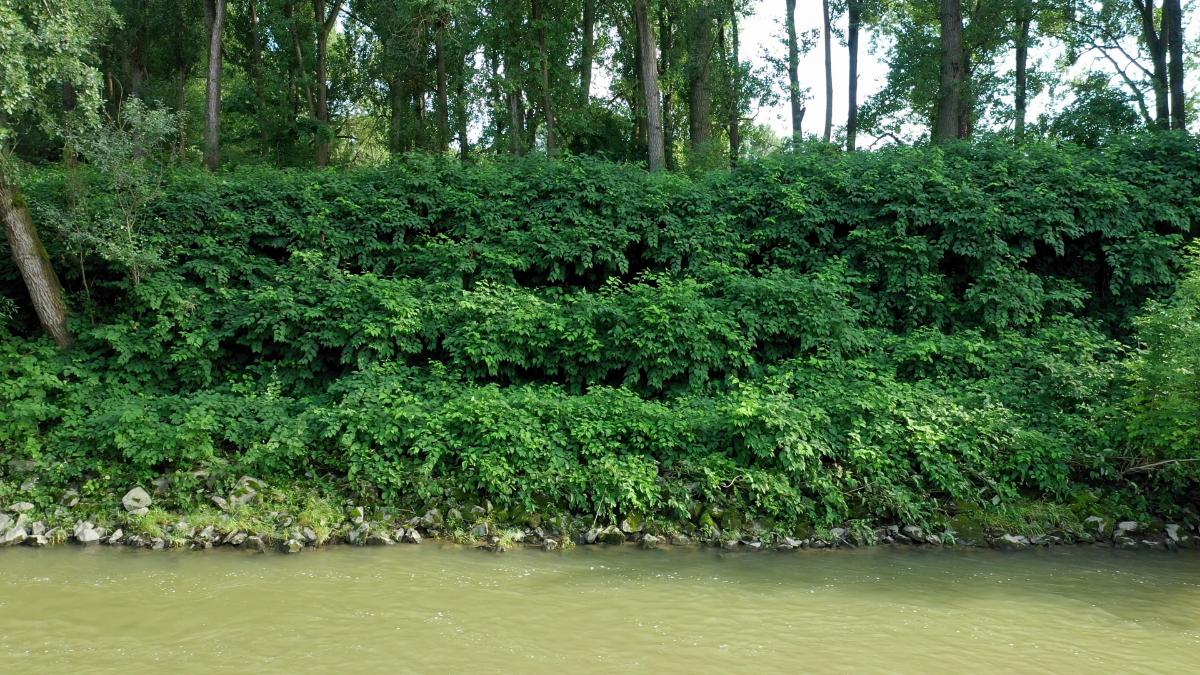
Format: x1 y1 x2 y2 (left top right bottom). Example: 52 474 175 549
3 138 1198 527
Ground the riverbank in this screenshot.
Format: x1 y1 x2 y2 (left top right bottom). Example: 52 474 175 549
2 474 1194 555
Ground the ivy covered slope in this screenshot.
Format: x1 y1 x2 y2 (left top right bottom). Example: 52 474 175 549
3 137 1200 536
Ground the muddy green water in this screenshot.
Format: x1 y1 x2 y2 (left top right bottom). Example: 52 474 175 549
1 546 1197 674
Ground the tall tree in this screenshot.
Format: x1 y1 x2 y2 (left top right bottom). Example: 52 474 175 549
635 0 666 170
1164 0 1185 129
581 0 596 98
533 0 556 154
202 0 227 170
1014 1 1032 141
1134 0 1171 127
933 0 966 142
822 0 833 142
785 0 804 141
846 0 861 150
686 2 716 152
313 0 343 165
728 4 741 163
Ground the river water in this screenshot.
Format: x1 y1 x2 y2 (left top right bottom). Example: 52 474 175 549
1 545 1197 673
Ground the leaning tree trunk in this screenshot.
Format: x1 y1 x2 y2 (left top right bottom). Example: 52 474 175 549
1164 0 1186 130
822 0 833 143
785 0 804 142
1 169 73 347
203 0 227 171
1014 12 1030 141
934 0 966 143
847 0 861 150
635 0 666 171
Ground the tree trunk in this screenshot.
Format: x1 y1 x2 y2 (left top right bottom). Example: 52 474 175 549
847 0 860 150
388 78 405 153
934 0 965 142
456 64 470 160
1 169 73 347
435 18 450 152
1014 11 1030 142
822 0 833 142
203 0 227 171
686 3 715 152
504 51 525 156
635 0 666 171
1164 0 1186 129
248 0 269 153
313 0 343 167
728 7 741 164
581 0 596 99
533 0 556 155
785 0 804 142
1137 0 1171 128
659 5 675 169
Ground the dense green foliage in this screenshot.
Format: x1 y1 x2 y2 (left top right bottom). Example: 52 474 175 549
3 138 1199 528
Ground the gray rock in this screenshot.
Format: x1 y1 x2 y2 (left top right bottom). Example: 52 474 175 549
1116 521 1140 535
150 537 166 550
107 529 124 545
76 527 101 544
745 541 764 551
121 487 152 512
640 534 661 549
405 528 422 544
7 459 37 475
0 528 27 546
366 532 394 546
1083 516 1107 534
600 527 625 545
470 522 490 538
721 539 740 550
211 495 229 511
31 521 45 536
150 477 171 495
924 534 942 546
198 525 215 542
348 523 370 545
1114 535 1138 550
994 534 1029 551
243 535 266 553
301 527 318 544
830 527 847 540
620 518 642 534
349 506 365 525
470 505 487 517
7 502 35 513
60 490 80 507
227 532 248 546
0 513 12 533
1164 524 1182 543
542 538 559 551
421 509 443 528
670 534 692 546
28 534 48 547
902 525 924 541
584 528 600 544
228 485 258 508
